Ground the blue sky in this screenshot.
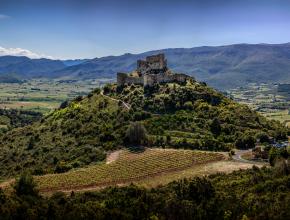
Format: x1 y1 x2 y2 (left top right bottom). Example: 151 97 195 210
1 0 290 59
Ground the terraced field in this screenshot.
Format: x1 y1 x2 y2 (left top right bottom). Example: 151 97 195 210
35 148 225 192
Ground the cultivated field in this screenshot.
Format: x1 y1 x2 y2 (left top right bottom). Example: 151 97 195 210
35 148 225 192
227 83 290 125
261 110 290 127
0 79 112 113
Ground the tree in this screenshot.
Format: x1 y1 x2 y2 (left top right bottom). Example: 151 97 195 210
125 122 148 145
166 135 171 144
27 137 35 150
235 133 255 149
210 118 221 136
14 172 38 197
59 100 69 109
255 132 270 143
274 158 289 176
269 147 278 166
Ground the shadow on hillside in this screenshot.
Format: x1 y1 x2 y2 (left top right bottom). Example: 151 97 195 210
125 145 146 153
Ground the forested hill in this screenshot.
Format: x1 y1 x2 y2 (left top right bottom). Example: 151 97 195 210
0 79 287 178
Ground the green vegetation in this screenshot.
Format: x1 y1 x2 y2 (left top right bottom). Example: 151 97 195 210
268 147 289 166
35 149 224 192
0 80 287 179
0 109 42 133
125 121 148 145
0 91 126 178
106 81 288 151
0 164 289 220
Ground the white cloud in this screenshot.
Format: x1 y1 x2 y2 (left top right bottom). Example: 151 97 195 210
0 14 10 19
0 46 54 59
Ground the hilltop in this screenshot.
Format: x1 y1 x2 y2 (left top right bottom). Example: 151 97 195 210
0 78 287 179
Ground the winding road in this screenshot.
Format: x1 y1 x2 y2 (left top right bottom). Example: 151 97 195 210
232 149 267 165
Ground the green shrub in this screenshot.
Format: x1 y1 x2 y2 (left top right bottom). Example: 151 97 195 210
14 172 38 197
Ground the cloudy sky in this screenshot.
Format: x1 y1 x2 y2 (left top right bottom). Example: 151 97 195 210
1 0 290 59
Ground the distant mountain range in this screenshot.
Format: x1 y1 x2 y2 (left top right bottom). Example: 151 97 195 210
0 56 66 78
1 43 290 89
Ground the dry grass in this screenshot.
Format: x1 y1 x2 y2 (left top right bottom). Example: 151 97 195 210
136 160 260 188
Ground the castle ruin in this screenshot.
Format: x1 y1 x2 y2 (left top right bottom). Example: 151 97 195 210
117 53 193 87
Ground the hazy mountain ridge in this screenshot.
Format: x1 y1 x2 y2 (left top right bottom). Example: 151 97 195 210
53 43 290 89
62 59 90 67
0 56 66 78
1 43 290 89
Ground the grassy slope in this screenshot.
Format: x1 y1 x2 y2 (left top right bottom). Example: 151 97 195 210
0 80 287 179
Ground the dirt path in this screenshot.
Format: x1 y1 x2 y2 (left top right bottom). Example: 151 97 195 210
100 91 131 110
106 150 122 164
232 149 267 165
0 179 14 189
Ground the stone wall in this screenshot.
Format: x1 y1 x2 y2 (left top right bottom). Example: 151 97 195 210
117 53 193 87
118 72 193 87
137 60 148 75
117 72 143 86
144 73 193 87
171 73 193 83
137 53 167 74
146 54 167 70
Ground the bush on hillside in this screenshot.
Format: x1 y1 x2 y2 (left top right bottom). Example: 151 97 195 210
14 172 39 197
125 122 148 145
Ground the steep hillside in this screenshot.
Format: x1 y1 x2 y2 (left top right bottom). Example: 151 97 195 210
53 43 290 89
0 80 287 178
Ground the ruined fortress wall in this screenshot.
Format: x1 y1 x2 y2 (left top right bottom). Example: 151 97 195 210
171 73 193 83
145 54 167 70
118 72 193 87
137 60 148 73
117 72 143 86
144 73 192 87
